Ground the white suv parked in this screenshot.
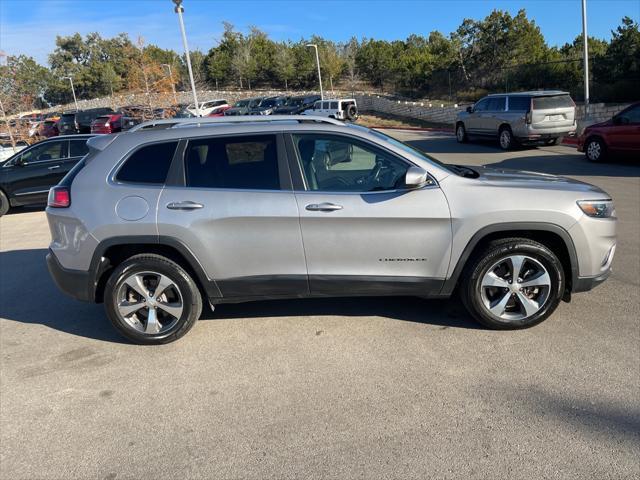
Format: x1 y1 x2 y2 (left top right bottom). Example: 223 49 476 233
304 99 358 121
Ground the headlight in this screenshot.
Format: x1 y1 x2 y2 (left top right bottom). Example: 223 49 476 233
577 199 615 218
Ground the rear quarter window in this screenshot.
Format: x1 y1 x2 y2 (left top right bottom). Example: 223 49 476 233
532 95 574 109
115 141 178 184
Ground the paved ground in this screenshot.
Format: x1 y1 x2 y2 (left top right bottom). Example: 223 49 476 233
1 132 638 479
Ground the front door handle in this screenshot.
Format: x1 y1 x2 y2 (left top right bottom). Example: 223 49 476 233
48 165 61 170
166 201 204 211
306 202 343 212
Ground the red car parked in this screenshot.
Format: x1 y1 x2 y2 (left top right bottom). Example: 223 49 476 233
90 113 124 134
578 102 640 162
208 105 232 117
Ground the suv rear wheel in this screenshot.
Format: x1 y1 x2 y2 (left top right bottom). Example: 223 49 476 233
104 254 203 344
498 126 514 150
461 238 564 330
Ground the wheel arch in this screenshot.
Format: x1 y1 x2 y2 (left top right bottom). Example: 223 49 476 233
584 134 607 149
441 223 579 297
90 236 221 303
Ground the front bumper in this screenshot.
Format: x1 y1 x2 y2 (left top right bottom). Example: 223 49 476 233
46 249 91 302
573 268 612 293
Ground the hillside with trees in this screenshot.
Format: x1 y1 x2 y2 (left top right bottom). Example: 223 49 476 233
1 10 638 114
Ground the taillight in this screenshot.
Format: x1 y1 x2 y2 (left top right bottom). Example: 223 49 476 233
48 186 70 208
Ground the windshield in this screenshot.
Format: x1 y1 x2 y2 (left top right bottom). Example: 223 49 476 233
348 124 455 174
287 98 303 106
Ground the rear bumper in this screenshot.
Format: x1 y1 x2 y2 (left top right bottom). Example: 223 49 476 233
46 249 92 302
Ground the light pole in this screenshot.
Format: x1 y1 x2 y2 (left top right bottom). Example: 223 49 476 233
63 76 79 111
172 0 200 116
581 0 590 119
306 44 323 100
162 63 179 104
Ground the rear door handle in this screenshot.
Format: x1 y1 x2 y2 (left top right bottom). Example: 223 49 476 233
306 202 343 212
166 201 204 210
48 165 61 170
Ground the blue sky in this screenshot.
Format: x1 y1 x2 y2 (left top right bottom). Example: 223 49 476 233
1 0 638 65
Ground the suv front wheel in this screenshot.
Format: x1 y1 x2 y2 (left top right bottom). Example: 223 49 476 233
104 254 203 344
456 123 467 143
461 238 564 329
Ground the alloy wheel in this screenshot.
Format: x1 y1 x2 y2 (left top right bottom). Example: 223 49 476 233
499 130 511 149
456 125 465 141
480 255 551 322
587 140 601 161
115 271 184 334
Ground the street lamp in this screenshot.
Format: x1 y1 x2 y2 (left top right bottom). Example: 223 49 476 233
581 0 590 120
306 44 323 100
63 76 79 111
161 63 179 104
172 0 201 116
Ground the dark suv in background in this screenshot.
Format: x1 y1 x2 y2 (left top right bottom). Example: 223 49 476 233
273 95 321 115
57 108 115 135
224 97 265 116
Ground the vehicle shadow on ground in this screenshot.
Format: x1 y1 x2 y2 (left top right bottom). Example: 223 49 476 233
0 248 480 343
204 296 478 330
0 248 126 344
5 204 46 216
406 137 640 178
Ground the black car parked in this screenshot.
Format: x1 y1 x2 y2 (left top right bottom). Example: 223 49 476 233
57 108 115 135
0 135 93 216
273 95 321 115
249 96 290 115
224 97 265 116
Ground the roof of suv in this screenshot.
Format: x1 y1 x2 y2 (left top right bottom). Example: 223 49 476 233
488 90 569 97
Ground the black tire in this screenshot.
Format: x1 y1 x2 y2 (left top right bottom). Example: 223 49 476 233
104 254 203 344
498 126 514 150
460 238 564 330
585 137 607 162
0 190 9 217
346 104 358 121
545 137 560 146
456 123 468 143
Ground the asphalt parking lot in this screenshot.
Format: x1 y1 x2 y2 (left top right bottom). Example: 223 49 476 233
1 131 638 479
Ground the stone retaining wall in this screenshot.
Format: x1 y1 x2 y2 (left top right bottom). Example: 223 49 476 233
44 90 631 127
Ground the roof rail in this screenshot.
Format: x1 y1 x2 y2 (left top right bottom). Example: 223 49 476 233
128 115 345 132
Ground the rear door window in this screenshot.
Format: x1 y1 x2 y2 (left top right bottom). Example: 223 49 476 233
116 141 178 184
69 139 90 158
532 95 574 110
185 135 280 190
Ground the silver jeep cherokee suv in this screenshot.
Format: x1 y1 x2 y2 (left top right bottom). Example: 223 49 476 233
46 116 616 344
456 91 577 150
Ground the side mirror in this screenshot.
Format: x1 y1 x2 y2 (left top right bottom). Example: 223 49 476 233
405 166 429 188
15 155 27 167
466 106 473 113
